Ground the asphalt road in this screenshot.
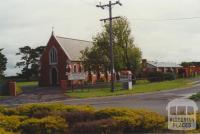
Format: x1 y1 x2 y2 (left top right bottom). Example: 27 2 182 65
63 84 200 115
1 81 200 115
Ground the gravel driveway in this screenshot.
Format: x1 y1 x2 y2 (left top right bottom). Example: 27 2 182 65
0 87 69 106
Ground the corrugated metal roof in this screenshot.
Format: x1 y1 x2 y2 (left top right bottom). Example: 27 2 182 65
147 61 182 68
55 36 93 61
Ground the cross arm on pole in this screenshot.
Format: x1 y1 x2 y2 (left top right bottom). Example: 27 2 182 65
96 0 123 92
100 16 121 22
96 0 122 9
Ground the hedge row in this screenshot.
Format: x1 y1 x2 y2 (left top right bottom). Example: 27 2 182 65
0 128 14 134
0 103 199 134
0 81 9 96
147 72 176 82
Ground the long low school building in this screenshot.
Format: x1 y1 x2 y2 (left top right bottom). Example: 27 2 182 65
142 59 183 74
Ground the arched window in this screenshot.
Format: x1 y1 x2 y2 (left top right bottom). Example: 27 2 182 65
74 65 77 73
49 47 58 64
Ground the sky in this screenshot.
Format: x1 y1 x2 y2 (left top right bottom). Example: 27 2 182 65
1 0 200 76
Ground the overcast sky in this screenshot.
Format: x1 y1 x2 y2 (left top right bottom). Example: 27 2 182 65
1 0 200 76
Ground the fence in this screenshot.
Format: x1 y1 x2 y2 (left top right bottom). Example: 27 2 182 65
68 81 123 92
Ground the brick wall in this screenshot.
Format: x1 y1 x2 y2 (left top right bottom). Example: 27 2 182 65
39 35 69 86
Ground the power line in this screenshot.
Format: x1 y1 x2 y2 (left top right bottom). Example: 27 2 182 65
96 0 122 92
79 0 200 22
78 0 200 22
129 16 200 22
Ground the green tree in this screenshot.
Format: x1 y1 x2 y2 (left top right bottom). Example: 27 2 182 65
81 17 142 74
0 49 7 79
32 46 46 77
16 46 45 80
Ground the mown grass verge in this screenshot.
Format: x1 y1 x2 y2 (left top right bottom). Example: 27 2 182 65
67 79 192 98
16 81 38 93
0 81 38 98
16 81 38 87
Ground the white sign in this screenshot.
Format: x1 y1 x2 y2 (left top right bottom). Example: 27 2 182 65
68 73 86 80
120 75 131 82
166 98 198 131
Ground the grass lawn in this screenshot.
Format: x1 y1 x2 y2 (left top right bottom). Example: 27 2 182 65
67 79 193 98
16 81 38 87
0 96 8 99
16 81 38 93
0 81 38 98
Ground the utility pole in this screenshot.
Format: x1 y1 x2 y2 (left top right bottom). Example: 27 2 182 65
96 1 122 92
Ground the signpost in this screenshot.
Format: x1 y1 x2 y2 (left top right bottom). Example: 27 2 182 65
120 71 132 90
68 73 86 81
67 72 86 92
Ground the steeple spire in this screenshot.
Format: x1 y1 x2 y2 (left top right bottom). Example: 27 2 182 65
51 26 54 36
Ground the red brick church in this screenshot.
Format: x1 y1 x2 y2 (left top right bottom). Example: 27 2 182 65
39 33 93 86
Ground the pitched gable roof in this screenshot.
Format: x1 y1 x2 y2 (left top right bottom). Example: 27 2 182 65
55 36 93 61
147 61 182 68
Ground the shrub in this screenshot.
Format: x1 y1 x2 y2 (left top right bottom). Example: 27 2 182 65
20 116 69 134
147 72 164 82
0 128 14 134
4 103 94 117
95 108 133 119
62 105 94 113
61 111 95 127
140 110 166 131
163 73 176 81
147 72 176 82
193 114 200 133
113 116 142 132
15 104 53 118
2 107 19 116
0 81 9 96
196 113 200 129
0 114 27 132
0 104 167 133
71 119 122 134
0 105 7 113
14 103 70 117
95 108 166 133
190 92 200 101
